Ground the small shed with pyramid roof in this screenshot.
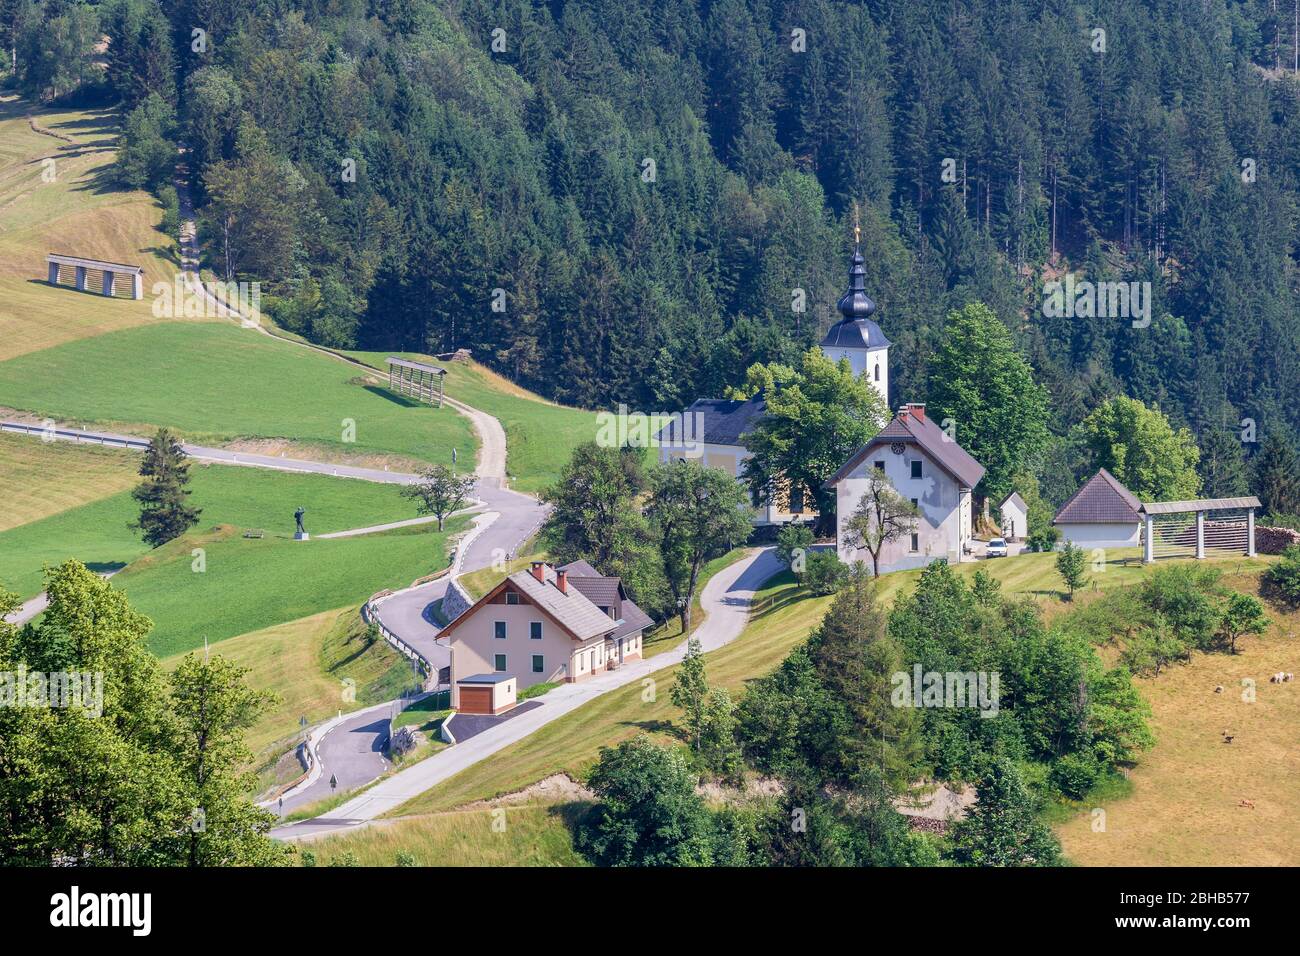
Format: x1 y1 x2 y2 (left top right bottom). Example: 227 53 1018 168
1052 469 1144 549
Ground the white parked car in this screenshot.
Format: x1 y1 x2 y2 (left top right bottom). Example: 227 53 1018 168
986 538 1008 558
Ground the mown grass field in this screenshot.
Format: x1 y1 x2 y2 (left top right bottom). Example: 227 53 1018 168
113 516 467 657
0 323 475 468
299 803 590 867
161 606 421 766
0 94 184 361
347 352 602 494
0 431 139 532
0 458 427 600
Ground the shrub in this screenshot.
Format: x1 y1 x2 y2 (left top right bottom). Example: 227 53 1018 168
1263 545 1300 606
804 550 848 595
1049 751 1101 800
1026 528 1059 552
775 524 815 580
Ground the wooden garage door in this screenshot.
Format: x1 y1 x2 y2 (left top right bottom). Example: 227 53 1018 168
459 686 493 715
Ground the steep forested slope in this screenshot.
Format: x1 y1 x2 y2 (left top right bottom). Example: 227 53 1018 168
10 0 1300 494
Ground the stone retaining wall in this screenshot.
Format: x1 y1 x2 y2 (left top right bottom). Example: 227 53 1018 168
442 577 475 622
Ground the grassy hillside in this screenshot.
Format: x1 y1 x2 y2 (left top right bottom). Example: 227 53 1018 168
113 516 468 657
0 323 475 466
162 606 421 766
390 548 1283 820
0 459 426 600
1055 572 1300 866
299 803 589 867
0 431 139 532
0 94 182 362
347 352 602 494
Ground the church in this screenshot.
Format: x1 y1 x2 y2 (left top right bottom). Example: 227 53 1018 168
656 230 985 574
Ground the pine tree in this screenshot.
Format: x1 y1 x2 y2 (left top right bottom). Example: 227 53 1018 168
1253 431 1300 518
1197 427 1249 499
132 427 201 547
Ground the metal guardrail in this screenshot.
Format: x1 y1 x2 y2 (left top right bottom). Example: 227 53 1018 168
2 421 151 450
361 600 432 684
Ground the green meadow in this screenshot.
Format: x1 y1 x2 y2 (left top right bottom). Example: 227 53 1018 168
0 462 426 601
0 323 475 466
347 352 602 494
114 516 467 658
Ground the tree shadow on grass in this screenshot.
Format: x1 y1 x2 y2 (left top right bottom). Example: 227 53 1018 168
548 799 596 831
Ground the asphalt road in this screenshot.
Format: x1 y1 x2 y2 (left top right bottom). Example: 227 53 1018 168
271 546 780 841
276 706 395 816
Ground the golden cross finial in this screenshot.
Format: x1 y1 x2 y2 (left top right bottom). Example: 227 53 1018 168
853 202 861 246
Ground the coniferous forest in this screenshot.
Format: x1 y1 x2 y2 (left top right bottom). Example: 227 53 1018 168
8 0 1300 503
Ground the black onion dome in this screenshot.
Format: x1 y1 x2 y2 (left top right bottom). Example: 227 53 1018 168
822 245 890 350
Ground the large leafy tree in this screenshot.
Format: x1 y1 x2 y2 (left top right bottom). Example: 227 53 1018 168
132 426 201 547
0 561 287 866
948 758 1063 866
647 460 752 634
926 302 1051 506
539 443 666 614
577 736 715 867
740 348 889 529
170 654 282 866
1077 396 1201 501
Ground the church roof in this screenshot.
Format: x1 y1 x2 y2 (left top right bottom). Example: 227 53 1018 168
655 396 767 447
821 245 890 351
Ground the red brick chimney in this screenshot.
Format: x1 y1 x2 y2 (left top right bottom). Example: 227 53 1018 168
531 561 546 583
905 402 926 422
555 568 568 594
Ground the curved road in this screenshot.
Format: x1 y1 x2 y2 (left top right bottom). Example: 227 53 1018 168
271 546 780 841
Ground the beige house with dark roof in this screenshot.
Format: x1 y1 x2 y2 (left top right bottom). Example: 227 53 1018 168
439 561 651 713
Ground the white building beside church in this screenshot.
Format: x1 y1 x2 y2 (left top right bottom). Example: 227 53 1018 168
826 402 984 572
657 231 986 568
656 239 894 525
